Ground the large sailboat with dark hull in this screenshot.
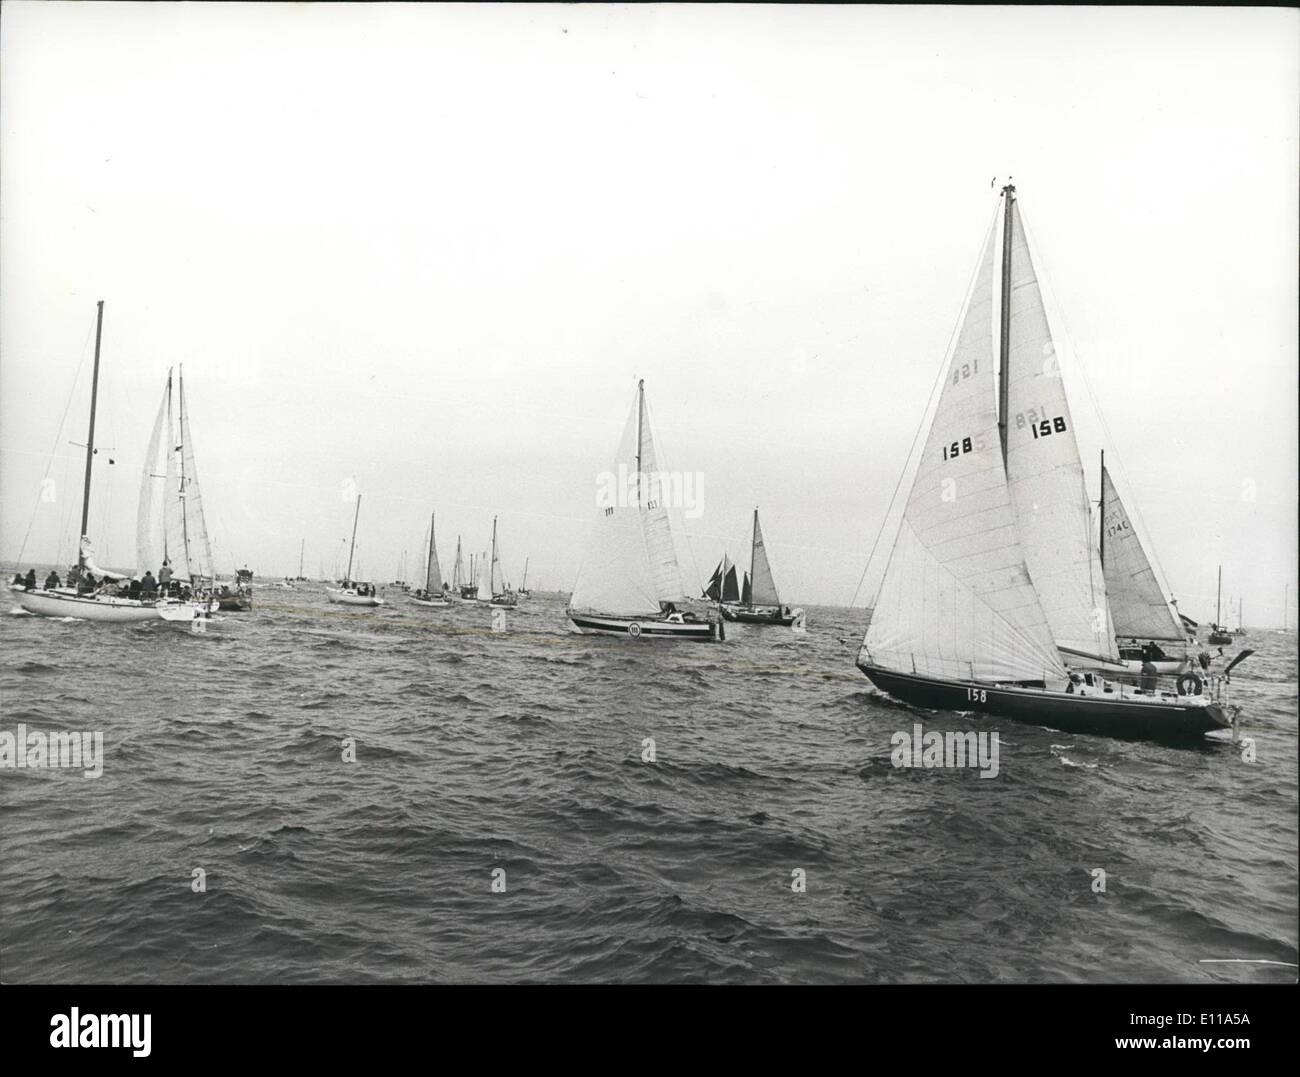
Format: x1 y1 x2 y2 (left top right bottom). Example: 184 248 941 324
568 380 722 641
857 185 1230 742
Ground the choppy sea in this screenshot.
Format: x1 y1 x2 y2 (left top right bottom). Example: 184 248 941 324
2 582 1296 983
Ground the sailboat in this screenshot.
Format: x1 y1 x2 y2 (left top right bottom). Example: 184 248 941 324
486 520 514 608
409 511 448 606
703 554 742 604
857 185 1228 741
720 509 803 626
1098 452 1187 672
567 380 722 641
1207 567 1233 645
1234 598 1246 637
295 538 308 582
517 557 531 599
20 306 214 623
450 536 475 602
326 495 383 606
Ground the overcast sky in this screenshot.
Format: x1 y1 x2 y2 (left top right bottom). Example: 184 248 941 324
2 3 1296 622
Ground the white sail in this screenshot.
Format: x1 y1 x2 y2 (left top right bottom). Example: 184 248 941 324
636 388 687 604
862 215 1065 684
136 376 169 578
426 514 442 593
1101 465 1186 643
163 395 184 579
176 372 215 585
81 537 130 581
452 538 464 590
568 387 662 617
1002 201 1117 662
476 549 491 601
749 511 780 606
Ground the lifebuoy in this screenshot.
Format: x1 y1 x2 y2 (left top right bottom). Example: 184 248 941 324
627 622 642 638
1176 672 1203 696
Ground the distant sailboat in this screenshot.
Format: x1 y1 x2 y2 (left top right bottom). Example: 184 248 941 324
409 511 448 606
1208 567 1233 645
857 185 1228 741
703 554 741 603
483 516 518 608
568 380 722 641
20 306 213 623
1098 453 1186 672
517 557 531 599
720 508 803 626
326 495 383 606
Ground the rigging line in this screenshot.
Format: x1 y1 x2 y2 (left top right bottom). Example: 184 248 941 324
13 317 97 569
1019 205 1181 607
850 195 1003 610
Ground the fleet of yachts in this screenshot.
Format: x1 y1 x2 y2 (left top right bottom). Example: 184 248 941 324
10 185 1260 744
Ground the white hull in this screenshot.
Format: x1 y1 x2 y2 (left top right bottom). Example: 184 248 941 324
157 600 220 623
567 611 722 641
326 588 384 606
408 596 449 608
17 588 163 623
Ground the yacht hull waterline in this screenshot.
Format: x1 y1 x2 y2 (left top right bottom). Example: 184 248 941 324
857 663 1229 742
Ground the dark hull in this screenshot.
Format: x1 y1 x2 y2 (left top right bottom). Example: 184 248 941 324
568 613 722 642
721 604 797 626
216 593 252 612
858 663 1229 743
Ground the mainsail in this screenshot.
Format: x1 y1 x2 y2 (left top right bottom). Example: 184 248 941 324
1100 465 1185 643
1002 201 1117 662
569 383 672 616
861 211 1065 684
749 511 780 606
635 388 686 605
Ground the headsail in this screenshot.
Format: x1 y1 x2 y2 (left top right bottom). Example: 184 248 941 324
749 511 780 606
862 212 1065 684
426 513 442 593
176 371 215 585
1002 199 1117 662
136 374 170 578
1100 465 1185 643
476 549 492 602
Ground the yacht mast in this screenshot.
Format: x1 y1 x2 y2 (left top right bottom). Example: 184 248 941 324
77 301 106 572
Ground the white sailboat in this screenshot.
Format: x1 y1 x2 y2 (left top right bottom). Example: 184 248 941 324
1098 452 1189 672
1207 567 1234 645
409 511 448 607
20 304 213 623
326 495 383 606
485 516 517 609
857 185 1229 741
567 380 722 641
720 508 803 626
